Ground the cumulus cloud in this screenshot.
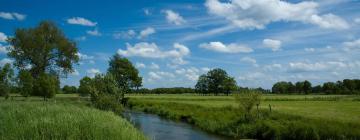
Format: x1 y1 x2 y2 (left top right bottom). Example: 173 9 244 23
118 42 190 65
148 71 175 81
263 39 282 51
0 58 13 66
135 62 146 69
199 41 253 53
150 62 160 69
0 32 7 43
67 17 97 26
164 10 186 25
263 63 282 71
86 68 100 77
113 30 137 39
77 52 94 60
343 38 360 51
70 69 80 76
0 12 26 20
287 61 350 73
355 18 360 24
304 48 315 52
205 0 349 30
86 28 101 36
241 57 258 67
138 27 155 39
0 44 10 54
175 67 202 81
75 36 87 41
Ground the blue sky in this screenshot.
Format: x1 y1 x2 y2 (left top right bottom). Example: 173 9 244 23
1 0 360 89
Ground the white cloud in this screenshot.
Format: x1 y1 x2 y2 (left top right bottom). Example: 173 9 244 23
343 38 360 51
239 72 266 81
164 10 186 25
287 61 350 73
150 62 160 69
148 71 175 81
144 9 151 15
138 27 155 39
304 48 315 52
241 57 258 67
0 44 9 54
77 52 94 60
199 41 253 53
0 12 26 20
0 58 13 66
75 36 87 41
86 28 101 36
67 17 97 26
118 42 190 65
86 68 100 77
205 0 349 29
263 39 282 51
355 18 360 24
201 67 211 72
135 62 146 69
263 63 282 71
0 32 7 43
113 30 137 39
175 67 201 81
70 69 80 76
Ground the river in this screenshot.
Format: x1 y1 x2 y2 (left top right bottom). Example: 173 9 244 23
123 111 233 140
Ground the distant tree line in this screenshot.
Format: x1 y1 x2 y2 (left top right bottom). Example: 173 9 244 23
272 79 360 94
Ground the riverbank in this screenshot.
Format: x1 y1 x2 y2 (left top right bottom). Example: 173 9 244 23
127 94 360 139
0 100 146 140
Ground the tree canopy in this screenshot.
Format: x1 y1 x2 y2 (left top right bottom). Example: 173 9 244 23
195 68 237 95
7 21 79 78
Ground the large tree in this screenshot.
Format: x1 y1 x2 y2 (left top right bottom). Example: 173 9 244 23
7 21 79 78
195 68 237 95
107 54 142 99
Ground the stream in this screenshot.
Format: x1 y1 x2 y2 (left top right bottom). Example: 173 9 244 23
123 111 233 140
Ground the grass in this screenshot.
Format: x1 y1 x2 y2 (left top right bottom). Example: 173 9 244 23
0 100 147 140
127 94 360 139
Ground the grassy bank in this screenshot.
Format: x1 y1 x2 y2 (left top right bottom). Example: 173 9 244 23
127 94 360 139
0 101 146 140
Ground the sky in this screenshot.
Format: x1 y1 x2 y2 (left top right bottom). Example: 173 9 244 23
0 0 360 89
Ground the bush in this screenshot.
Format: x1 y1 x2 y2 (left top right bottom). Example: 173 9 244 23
32 73 60 100
0 63 14 98
234 91 262 120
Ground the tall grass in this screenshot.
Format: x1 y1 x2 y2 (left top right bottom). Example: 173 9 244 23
128 98 360 139
0 101 147 140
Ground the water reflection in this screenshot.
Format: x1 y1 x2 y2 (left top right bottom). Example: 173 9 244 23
123 111 232 140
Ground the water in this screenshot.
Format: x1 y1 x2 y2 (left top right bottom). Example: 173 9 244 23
123 111 232 140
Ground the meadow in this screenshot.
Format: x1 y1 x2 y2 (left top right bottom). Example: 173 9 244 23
127 94 360 139
0 96 146 140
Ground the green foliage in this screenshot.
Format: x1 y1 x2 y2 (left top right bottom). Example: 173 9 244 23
17 70 34 97
0 63 14 97
234 91 262 120
78 76 92 96
107 54 142 97
0 102 146 140
195 68 237 95
87 74 123 112
62 85 77 94
32 73 59 100
7 21 79 78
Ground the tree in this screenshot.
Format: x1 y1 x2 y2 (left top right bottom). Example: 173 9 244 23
32 73 59 100
195 74 209 94
234 91 262 120
295 81 304 93
223 77 237 96
7 21 79 78
207 68 228 95
107 54 142 99
62 85 77 94
0 63 14 98
17 70 33 97
78 76 92 96
303 80 312 94
272 81 294 94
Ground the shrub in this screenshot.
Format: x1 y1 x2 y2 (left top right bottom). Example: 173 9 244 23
234 91 262 120
32 73 59 100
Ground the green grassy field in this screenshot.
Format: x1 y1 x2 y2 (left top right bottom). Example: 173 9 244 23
0 99 146 140
127 94 360 139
